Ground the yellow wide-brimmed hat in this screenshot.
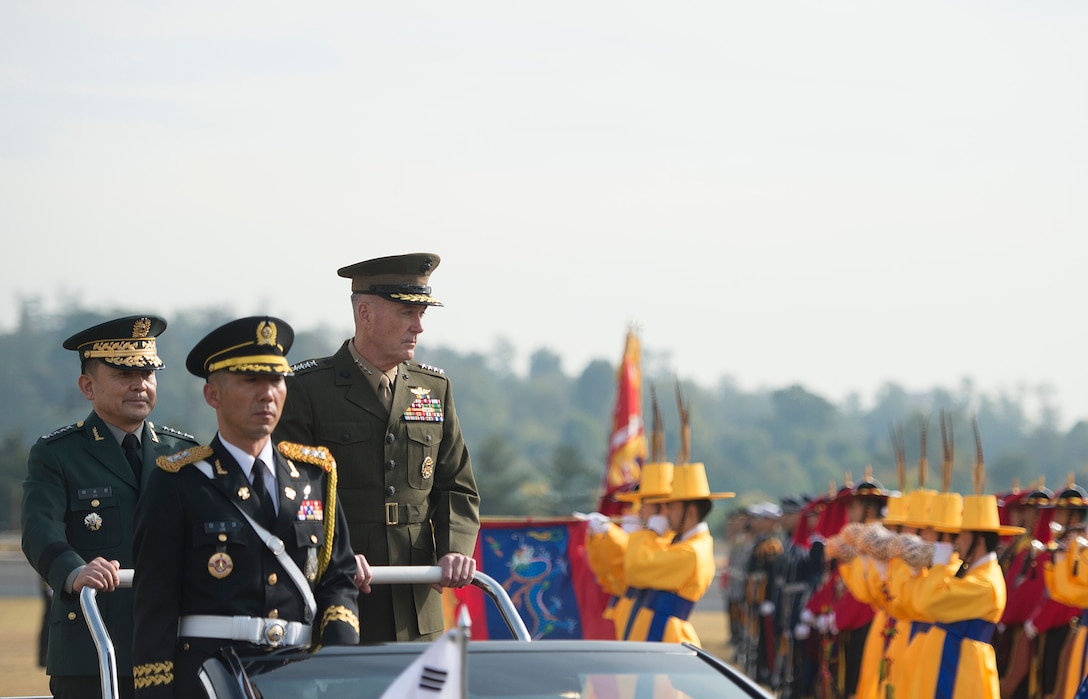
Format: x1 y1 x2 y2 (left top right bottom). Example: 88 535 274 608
645 462 734 503
958 494 1025 536
615 462 674 503
931 492 965 534
901 489 938 530
882 493 908 526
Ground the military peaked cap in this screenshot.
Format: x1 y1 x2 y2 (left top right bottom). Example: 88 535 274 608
186 316 294 379
338 252 443 306
64 315 167 370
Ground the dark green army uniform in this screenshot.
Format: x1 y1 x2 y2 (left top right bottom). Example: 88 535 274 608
131 316 360 698
276 253 480 642
20 316 199 696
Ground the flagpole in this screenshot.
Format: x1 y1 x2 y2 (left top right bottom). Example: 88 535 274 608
458 606 471 699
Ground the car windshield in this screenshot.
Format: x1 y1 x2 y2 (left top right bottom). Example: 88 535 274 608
241 642 755 699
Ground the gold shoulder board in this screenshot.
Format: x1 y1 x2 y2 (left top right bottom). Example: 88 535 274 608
156 446 214 473
278 441 336 473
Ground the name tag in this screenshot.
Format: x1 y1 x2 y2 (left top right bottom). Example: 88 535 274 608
204 521 245 534
78 487 113 500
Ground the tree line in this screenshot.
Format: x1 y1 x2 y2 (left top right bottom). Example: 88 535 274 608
2 302 1086 535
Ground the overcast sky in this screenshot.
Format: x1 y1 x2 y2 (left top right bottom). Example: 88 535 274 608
3 2 1087 426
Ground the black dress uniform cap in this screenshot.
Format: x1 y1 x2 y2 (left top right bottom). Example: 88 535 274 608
337 252 443 306
1054 483 1088 509
186 316 295 379
780 496 804 514
63 315 167 370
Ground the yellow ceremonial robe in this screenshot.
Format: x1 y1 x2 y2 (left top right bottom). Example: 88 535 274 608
900 553 1004 699
840 556 912 699
887 554 963 699
1045 540 1088 699
586 524 635 639
624 524 715 646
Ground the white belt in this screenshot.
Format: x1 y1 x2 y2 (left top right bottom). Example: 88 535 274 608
179 614 312 647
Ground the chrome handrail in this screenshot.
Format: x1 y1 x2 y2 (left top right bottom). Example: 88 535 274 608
81 566 530 699
368 565 531 641
78 569 134 699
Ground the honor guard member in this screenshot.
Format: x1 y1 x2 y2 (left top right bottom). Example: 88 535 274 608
624 462 734 646
584 461 674 640
746 502 784 687
899 493 1022 699
21 316 198 699
131 317 360 698
276 253 480 642
775 496 821 699
997 485 1053 699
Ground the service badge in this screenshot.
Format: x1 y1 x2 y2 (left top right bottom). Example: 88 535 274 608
421 456 434 480
238 486 251 501
84 512 103 531
208 552 233 579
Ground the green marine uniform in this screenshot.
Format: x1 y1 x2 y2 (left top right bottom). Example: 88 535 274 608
277 342 480 641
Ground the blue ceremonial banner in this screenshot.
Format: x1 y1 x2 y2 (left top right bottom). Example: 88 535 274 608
448 518 614 640
479 522 583 639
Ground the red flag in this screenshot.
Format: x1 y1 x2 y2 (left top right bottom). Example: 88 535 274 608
597 329 647 516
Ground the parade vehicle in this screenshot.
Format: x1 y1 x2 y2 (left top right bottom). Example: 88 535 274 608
66 567 772 699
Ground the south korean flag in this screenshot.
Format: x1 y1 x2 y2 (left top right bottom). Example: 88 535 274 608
379 608 470 699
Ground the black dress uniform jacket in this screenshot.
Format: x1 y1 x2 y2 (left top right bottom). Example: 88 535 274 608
21 411 198 680
131 436 359 698
276 341 480 642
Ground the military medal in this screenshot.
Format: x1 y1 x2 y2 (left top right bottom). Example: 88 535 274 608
305 548 318 582
238 486 251 500
403 387 445 422
208 552 234 579
421 456 434 480
84 512 103 531
297 500 323 521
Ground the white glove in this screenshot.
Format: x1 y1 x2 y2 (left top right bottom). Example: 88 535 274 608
815 614 831 634
1024 619 1038 639
800 608 816 625
620 514 643 533
932 542 954 566
585 512 611 536
760 601 775 617
794 623 811 640
646 514 670 536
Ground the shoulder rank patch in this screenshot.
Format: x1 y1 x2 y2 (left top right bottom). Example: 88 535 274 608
415 362 445 375
290 358 324 373
156 446 214 473
41 423 79 441
152 423 198 442
277 441 336 473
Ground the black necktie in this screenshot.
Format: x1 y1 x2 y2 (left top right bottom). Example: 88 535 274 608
122 433 142 483
251 458 277 527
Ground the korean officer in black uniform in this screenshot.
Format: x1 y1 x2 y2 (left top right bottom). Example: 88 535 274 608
131 316 360 698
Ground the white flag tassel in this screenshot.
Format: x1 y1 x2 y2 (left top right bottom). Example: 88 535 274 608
378 606 471 699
